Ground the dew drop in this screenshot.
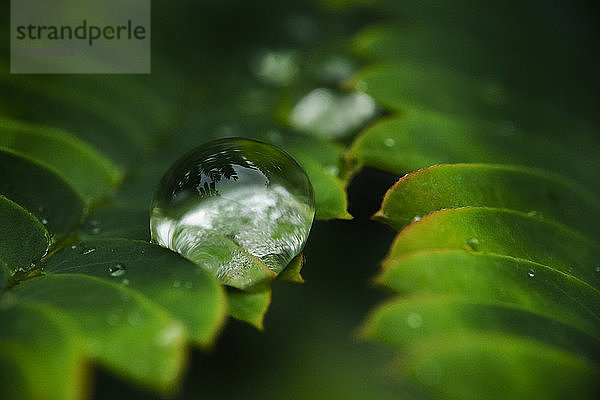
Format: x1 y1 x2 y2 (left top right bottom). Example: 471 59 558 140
527 210 543 218
383 138 395 147
108 263 126 277
82 248 96 255
121 278 130 286
71 244 77 250
106 313 120 326
151 138 315 288
41 218 48 225
173 280 181 288
595 265 600 273
528 268 535 277
323 165 339 176
91 227 101 234
407 312 423 329
412 216 421 222
464 237 480 251
289 88 376 139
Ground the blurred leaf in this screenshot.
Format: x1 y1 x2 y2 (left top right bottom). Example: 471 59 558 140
348 110 600 193
0 303 86 400
0 149 85 238
0 117 122 203
8 274 186 392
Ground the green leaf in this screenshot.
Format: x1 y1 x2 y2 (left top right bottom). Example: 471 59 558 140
0 261 8 292
226 287 272 330
375 251 600 339
374 164 600 238
278 254 305 283
9 274 186 392
390 333 600 400
0 195 49 273
389 207 600 286
348 111 600 192
0 303 86 400
0 117 122 204
0 149 85 239
43 239 227 347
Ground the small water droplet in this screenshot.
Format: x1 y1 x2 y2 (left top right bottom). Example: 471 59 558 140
82 248 96 255
106 313 120 326
91 227 101 234
71 244 77 250
527 210 543 218
121 278 130 285
184 281 193 289
412 216 421 222
407 312 423 329
173 280 181 288
108 263 126 277
41 218 48 225
383 138 395 147
595 265 600 273
155 323 184 347
528 268 535 277
465 237 480 251
37 206 45 213
128 311 142 326
323 165 339 176
150 138 315 288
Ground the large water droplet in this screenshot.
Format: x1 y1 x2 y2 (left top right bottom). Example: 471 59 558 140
150 138 315 288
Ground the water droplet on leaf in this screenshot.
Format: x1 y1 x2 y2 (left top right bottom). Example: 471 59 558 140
41 218 48 225
528 268 535 277
108 263 126 277
151 138 315 288
82 248 96 255
464 237 480 251
527 210 543 218
407 312 423 329
384 138 395 147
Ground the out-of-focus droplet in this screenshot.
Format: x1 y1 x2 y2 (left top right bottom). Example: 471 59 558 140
252 49 298 86
150 138 315 289
464 237 480 251
290 88 377 139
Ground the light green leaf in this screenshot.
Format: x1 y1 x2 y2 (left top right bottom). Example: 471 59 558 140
0 195 49 273
376 250 600 339
0 118 122 204
0 149 85 239
374 164 600 238
0 303 86 400
392 333 600 400
10 274 186 392
226 287 272 330
389 207 600 287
